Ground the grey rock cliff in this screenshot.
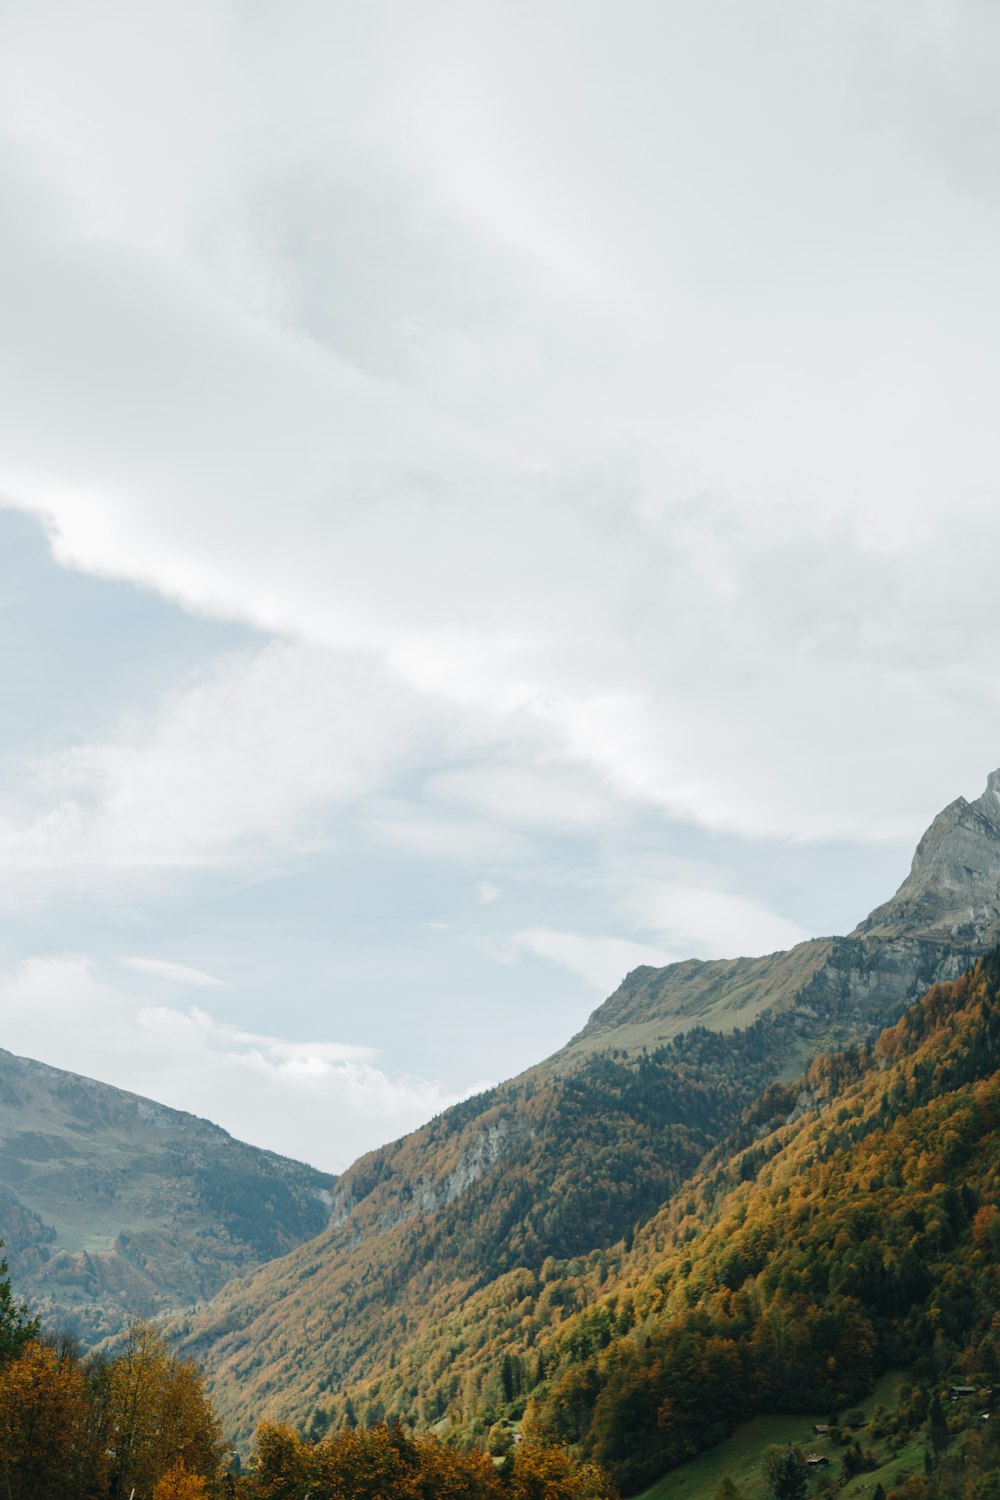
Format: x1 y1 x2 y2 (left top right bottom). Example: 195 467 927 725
854 768 1000 947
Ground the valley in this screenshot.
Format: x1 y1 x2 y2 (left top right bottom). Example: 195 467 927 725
6 771 1000 1498
167 770 1000 1459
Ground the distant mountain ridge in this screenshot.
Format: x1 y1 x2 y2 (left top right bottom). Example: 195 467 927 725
171 770 1000 1444
0 1048 335 1343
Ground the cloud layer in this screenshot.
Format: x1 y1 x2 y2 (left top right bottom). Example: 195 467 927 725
0 1 998 1155
0 956 478 1172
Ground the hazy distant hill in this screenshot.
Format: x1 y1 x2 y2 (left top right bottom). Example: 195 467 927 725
0 1049 335 1343
172 771 1000 1445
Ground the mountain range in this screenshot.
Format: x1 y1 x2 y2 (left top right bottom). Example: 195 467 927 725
164 769 1000 1449
5 769 1000 1493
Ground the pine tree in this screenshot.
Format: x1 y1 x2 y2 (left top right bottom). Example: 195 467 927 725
0 1240 38 1363
929 1389 949 1458
771 1447 808 1500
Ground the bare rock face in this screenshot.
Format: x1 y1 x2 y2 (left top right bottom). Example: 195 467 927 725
854 769 1000 947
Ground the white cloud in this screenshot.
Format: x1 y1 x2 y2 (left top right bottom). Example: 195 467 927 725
0 957 483 1171
431 764 617 833
508 928 674 994
619 881 810 961
0 1 999 860
1 0 1000 1127
0 640 444 902
365 811 525 862
119 956 231 990
476 881 500 905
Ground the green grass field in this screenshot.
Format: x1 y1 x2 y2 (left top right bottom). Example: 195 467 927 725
636 1372 927 1500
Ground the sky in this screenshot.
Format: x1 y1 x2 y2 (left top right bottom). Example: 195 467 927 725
1 0 1000 1173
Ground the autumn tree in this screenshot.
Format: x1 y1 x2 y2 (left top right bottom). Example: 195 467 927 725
506 1440 619 1500
153 1461 211 1500
250 1422 619 1500
0 1339 89 1500
104 1322 224 1500
249 1423 314 1500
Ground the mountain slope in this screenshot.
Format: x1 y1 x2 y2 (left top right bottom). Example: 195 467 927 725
174 1021 797 1440
0 1049 335 1343
173 771 1000 1444
517 948 1000 1490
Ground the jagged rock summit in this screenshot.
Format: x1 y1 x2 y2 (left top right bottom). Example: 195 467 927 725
855 767 1000 946
563 769 1000 1060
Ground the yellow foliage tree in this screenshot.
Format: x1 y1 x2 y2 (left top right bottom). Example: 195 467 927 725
506 1440 619 1500
251 1421 620 1500
153 1460 210 1500
0 1340 90 1500
104 1322 224 1500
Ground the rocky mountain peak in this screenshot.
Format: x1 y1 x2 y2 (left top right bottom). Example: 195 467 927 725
852 769 1000 947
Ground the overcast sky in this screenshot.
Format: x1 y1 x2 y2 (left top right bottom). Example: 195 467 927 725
1 0 999 1172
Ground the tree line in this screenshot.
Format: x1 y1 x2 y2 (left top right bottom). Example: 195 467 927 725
0 1242 619 1498
1 1251 223 1499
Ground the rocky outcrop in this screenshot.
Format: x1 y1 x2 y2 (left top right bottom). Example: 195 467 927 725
562 771 1000 1063
326 1112 525 1245
854 768 1000 947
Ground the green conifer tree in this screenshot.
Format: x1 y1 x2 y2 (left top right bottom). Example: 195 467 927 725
771 1447 808 1500
0 1240 38 1363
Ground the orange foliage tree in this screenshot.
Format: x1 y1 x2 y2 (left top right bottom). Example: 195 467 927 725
153 1461 211 1500
0 1340 90 1500
250 1420 618 1500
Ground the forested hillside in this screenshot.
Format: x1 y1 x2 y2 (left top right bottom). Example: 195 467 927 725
173 1020 800 1441
173 774 1000 1444
503 951 1000 1491
174 948 1000 1497
0 1251 621 1499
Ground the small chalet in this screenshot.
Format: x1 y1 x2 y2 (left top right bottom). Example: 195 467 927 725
806 1455 830 1468
950 1385 978 1399
812 1424 830 1436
